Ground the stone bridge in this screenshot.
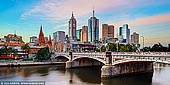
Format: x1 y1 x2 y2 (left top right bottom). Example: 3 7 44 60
52 52 170 77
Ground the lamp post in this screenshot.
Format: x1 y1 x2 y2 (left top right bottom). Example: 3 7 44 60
141 36 144 52
116 41 119 52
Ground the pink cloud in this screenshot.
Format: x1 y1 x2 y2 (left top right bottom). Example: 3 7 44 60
21 0 154 21
129 13 170 26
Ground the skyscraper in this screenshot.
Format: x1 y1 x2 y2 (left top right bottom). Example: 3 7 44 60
30 36 38 45
131 32 139 45
38 25 45 46
53 31 65 43
102 24 114 43
81 26 88 42
88 10 99 44
76 29 81 41
53 32 57 42
68 12 77 41
119 24 130 44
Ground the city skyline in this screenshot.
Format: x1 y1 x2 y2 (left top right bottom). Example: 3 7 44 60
0 0 170 46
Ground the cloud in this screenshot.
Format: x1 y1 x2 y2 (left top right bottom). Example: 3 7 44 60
21 0 158 21
53 23 67 29
129 13 170 26
107 13 170 29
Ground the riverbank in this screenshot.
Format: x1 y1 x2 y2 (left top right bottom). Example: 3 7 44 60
0 61 65 67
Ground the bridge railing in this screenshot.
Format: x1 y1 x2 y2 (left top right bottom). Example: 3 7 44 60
54 52 170 57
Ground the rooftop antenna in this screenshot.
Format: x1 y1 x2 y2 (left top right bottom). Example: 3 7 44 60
72 11 74 17
93 6 95 17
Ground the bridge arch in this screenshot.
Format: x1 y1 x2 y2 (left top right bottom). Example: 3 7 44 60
53 55 70 62
112 59 154 65
72 56 106 65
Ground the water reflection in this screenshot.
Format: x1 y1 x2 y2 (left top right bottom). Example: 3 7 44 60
102 73 153 85
0 65 65 79
66 67 101 84
0 65 169 85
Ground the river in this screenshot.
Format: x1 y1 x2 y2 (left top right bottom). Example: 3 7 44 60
0 64 170 85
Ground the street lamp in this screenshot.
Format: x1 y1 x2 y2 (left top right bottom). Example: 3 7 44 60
141 36 144 52
116 40 119 52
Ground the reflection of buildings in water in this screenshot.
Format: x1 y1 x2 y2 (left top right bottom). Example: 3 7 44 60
21 68 31 77
153 63 165 73
66 67 102 84
101 73 153 85
0 65 66 79
0 67 20 79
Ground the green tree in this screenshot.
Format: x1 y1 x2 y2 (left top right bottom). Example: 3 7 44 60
106 42 117 52
35 47 50 61
168 44 170 52
21 43 30 58
119 44 128 52
0 48 2 57
151 43 167 52
143 47 151 52
95 48 100 52
0 46 13 58
100 45 106 52
13 49 18 58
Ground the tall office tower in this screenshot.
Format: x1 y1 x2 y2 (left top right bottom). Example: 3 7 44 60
131 32 139 45
30 36 37 43
76 29 81 41
68 12 77 41
102 24 114 42
88 10 99 44
53 32 57 42
119 24 130 44
38 25 45 46
57 31 66 43
53 31 65 43
81 26 88 42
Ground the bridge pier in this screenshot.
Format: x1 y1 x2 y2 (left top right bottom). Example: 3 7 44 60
101 52 154 78
66 52 73 68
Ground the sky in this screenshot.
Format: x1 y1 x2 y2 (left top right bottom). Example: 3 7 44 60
0 0 170 47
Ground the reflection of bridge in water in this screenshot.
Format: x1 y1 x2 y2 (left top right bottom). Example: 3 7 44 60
53 52 170 77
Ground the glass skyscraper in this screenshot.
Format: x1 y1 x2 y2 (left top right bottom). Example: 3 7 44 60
76 29 81 41
88 10 99 44
119 24 130 44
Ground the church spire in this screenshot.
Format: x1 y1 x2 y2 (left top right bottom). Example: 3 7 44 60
38 25 45 46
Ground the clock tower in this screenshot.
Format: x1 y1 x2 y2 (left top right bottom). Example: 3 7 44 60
68 12 77 41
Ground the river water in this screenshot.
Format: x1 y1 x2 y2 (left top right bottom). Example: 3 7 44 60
0 64 170 85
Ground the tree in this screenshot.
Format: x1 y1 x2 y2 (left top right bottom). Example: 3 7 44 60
0 48 2 57
143 47 151 52
21 43 30 58
151 43 167 52
168 44 170 52
100 45 106 52
13 49 18 58
106 42 117 52
35 47 50 61
119 44 128 52
0 46 13 58
95 48 100 52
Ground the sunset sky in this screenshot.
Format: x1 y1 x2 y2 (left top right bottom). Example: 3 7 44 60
0 0 170 46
